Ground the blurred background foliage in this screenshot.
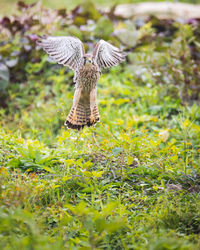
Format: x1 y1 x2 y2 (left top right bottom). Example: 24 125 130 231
0 0 200 249
1 0 200 15
0 0 200 108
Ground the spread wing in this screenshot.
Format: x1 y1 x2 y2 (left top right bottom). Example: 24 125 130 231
37 36 85 71
93 40 126 69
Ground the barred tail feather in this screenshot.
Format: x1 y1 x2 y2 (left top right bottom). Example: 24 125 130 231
65 103 100 130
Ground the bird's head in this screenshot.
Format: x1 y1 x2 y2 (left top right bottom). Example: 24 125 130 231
83 54 94 66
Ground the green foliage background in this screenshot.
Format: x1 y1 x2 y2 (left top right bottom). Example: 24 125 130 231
0 1 200 249
1 0 200 15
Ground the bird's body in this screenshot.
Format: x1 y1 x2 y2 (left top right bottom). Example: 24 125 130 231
37 36 125 130
66 56 100 129
75 56 100 90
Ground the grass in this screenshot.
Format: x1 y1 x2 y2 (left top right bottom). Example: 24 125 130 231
0 65 200 249
0 1 200 248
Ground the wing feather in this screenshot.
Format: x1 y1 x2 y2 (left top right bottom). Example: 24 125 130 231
37 36 85 71
93 40 126 69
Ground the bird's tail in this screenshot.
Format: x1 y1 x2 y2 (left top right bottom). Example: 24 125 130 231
65 102 100 130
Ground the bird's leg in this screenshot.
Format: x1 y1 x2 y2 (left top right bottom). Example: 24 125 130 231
89 88 97 124
72 88 82 121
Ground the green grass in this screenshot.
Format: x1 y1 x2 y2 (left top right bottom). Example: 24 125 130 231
0 1 200 248
0 65 200 249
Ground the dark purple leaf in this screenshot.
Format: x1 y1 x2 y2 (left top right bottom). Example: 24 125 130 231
17 1 36 10
0 17 11 29
57 9 67 18
28 34 39 42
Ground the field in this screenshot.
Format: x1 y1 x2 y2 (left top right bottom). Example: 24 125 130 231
0 1 200 249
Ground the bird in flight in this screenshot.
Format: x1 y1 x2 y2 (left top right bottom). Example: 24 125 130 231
37 36 125 130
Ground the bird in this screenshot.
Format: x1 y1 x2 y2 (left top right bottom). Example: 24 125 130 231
37 36 126 130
